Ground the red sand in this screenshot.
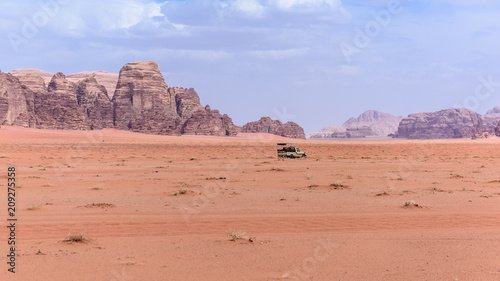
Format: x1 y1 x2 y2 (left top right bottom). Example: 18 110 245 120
1 126 500 280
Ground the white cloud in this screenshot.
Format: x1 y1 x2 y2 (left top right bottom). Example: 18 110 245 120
249 48 308 59
269 0 342 11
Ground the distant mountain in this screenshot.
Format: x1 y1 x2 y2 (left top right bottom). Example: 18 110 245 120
307 110 403 139
396 107 500 139
486 106 500 116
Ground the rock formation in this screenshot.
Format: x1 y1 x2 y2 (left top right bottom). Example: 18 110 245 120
396 108 486 139
76 77 113 129
241 117 305 139
11 69 119 99
1 61 283 137
496 121 500 137
112 61 239 136
35 72 91 130
308 110 402 139
0 73 35 127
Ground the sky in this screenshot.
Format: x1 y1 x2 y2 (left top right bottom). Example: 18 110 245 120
1 0 500 134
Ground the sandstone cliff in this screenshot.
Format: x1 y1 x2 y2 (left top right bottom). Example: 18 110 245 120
11 69 119 99
1 61 281 137
0 73 35 127
38 72 91 130
76 77 113 129
241 117 305 139
396 108 485 139
111 61 239 136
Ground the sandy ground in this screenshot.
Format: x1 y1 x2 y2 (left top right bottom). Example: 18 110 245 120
1 126 500 280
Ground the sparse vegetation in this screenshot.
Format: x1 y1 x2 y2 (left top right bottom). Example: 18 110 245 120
63 232 91 244
306 173 312 180
269 167 285 172
330 180 349 189
375 191 390 197
91 186 101 190
71 155 86 159
81 203 115 209
173 188 189 196
227 231 254 243
27 204 40 210
403 200 421 208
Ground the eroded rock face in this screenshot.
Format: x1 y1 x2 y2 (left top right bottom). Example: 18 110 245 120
396 108 485 139
496 121 500 137
0 73 34 127
34 72 91 130
76 77 113 129
2 61 244 137
112 61 180 134
242 117 305 139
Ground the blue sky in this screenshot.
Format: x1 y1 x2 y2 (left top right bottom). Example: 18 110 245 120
1 0 500 133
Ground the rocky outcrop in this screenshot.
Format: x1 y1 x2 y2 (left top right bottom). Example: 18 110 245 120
396 108 486 139
0 73 35 127
242 117 305 139
2 61 258 137
308 110 402 139
174 88 240 136
112 61 179 134
496 121 500 137
12 69 119 99
76 77 113 129
34 72 91 130
112 61 239 136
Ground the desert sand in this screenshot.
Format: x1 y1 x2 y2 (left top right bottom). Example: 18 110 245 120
1 126 500 280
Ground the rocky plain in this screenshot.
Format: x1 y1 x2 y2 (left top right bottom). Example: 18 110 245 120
2 61 500 280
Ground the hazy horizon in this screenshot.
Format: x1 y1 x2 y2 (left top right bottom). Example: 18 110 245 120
2 0 500 134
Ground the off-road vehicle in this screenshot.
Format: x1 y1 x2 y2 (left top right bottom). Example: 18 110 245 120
277 143 306 158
